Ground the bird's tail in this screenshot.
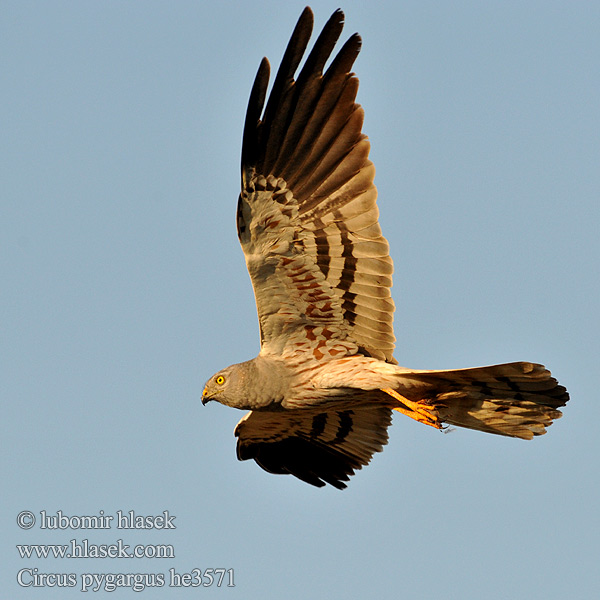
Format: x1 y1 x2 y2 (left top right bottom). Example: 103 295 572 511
392 361 569 439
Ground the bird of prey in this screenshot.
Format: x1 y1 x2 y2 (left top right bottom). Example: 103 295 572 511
201 7 569 489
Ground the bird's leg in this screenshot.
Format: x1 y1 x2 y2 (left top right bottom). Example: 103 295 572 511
381 388 442 430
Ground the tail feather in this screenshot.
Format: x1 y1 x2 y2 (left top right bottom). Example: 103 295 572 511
397 362 569 439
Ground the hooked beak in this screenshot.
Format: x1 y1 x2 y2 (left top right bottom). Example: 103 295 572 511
201 388 212 405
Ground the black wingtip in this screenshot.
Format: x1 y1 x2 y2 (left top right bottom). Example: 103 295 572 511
241 57 270 183
236 436 358 490
301 6 315 19
241 6 364 180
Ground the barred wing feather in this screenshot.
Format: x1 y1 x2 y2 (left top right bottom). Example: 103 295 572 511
237 7 396 362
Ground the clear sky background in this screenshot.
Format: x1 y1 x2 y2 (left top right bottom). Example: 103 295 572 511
2 1 598 598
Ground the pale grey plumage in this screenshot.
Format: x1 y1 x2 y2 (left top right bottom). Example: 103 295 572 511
202 357 290 411
201 7 569 489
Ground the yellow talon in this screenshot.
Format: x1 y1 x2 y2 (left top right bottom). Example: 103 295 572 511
381 388 442 430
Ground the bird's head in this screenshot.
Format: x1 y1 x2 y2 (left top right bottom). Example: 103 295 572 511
202 361 258 409
202 365 237 407
202 357 287 410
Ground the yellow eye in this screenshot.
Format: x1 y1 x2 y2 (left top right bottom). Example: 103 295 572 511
215 375 225 385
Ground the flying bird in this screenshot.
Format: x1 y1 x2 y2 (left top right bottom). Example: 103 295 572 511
201 7 569 489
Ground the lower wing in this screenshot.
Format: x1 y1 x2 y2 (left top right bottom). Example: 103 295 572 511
234 397 393 489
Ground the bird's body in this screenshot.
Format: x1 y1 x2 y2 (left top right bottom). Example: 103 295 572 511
205 354 400 411
202 7 569 489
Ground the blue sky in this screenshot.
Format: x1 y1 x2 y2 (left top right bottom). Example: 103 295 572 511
2 1 598 598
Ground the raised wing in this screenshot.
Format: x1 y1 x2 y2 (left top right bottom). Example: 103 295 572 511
234 398 393 489
238 7 396 362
